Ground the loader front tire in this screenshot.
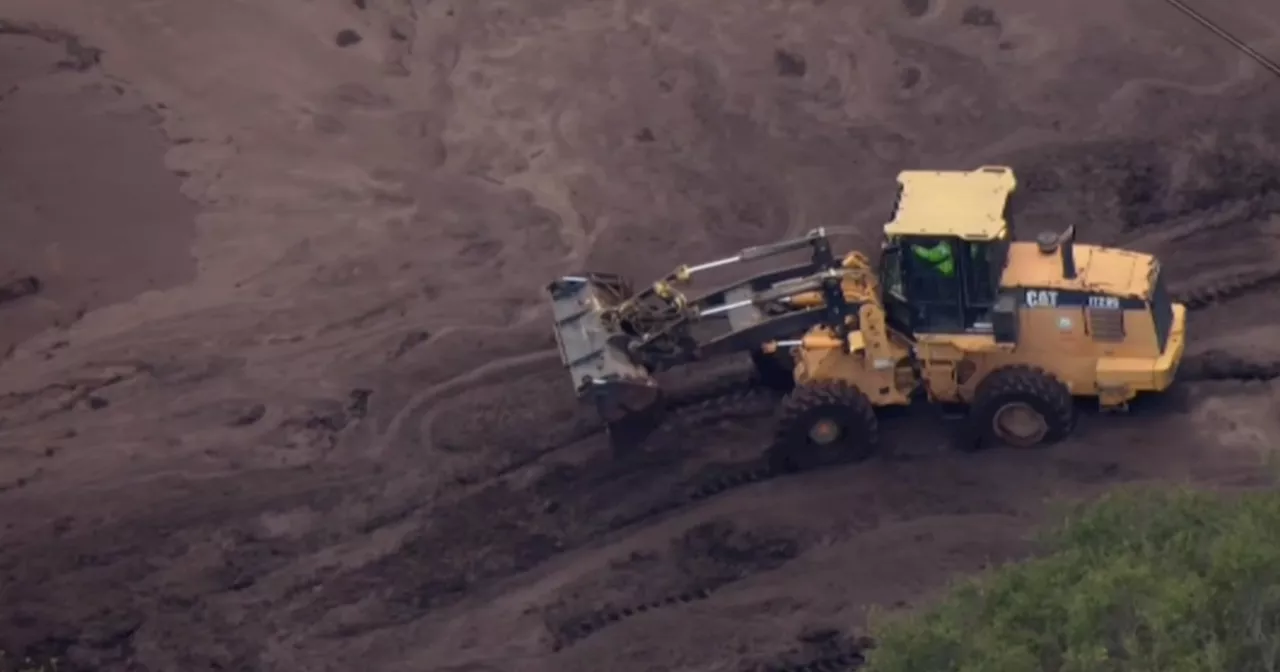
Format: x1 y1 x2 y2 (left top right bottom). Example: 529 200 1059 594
769 381 879 473
970 365 1074 450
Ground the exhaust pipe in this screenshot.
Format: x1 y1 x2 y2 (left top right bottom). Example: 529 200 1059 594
1060 225 1077 280
1035 226 1077 280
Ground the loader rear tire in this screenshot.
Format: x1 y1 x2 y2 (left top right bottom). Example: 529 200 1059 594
769 381 879 473
751 349 796 392
969 365 1074 450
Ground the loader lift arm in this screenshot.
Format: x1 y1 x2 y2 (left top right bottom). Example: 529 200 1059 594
634 269 860 367
546 228 870 418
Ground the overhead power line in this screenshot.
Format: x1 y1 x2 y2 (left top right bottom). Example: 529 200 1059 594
1160 0 1280 79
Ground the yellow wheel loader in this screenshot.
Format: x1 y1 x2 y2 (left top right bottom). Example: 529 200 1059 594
545 166 1187 467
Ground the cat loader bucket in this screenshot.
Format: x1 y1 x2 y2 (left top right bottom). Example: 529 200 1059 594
546 272 662 421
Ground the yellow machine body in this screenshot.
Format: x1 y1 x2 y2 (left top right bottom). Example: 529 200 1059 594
787 165 1186 411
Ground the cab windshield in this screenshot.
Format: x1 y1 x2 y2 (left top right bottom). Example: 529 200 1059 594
878 243 913 334
880 243 906 301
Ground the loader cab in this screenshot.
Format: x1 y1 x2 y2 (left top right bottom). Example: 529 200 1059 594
879 236 1008 335
878 166 1018 338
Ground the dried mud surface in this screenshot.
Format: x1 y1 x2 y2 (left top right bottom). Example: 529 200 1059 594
1 1 1279 671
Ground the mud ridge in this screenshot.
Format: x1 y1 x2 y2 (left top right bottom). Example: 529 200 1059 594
1118 185 1280 243
0 20 102 71
482 424 608 480
0 362 151 428
0 276 40 306
1117 199 1254 248
658 384 780 430
735 629 875 672
1179 351 1280 383
762 650 868 672
1172 267 1280 311
661 371 777 414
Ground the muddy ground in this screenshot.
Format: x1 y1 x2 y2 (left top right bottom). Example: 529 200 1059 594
1 1 1279 670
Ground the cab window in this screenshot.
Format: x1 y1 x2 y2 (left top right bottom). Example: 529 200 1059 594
902 237 964 333
960 241 997 331
878 244 915 335
881 246 906 301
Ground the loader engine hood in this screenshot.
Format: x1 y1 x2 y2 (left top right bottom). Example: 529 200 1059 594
1001 241 1156 299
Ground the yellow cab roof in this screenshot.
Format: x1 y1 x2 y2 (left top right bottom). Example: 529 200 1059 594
883 166 1017 241
1000 242 1157 299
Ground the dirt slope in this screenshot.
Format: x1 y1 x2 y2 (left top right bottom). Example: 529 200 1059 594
1 1 1279 671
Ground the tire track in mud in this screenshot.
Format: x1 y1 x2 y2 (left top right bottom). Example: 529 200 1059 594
546 520 807 651
603 461 783 532
753 637 873 672
1169 257 1280 384
376 345 561 450
761 651 867 672
1146 188 1280 305
550 585 721 650
490 386 778 482
447 369 782 483
296 374 788 635
348 370 781 541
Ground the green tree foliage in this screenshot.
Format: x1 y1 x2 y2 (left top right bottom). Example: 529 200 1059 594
864 487 1280 672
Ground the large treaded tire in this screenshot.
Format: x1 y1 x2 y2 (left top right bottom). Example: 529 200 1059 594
768 380 879 473
751 349 796 392
969 365 1074 450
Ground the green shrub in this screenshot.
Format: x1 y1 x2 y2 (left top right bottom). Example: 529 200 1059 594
864 487 1280 672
